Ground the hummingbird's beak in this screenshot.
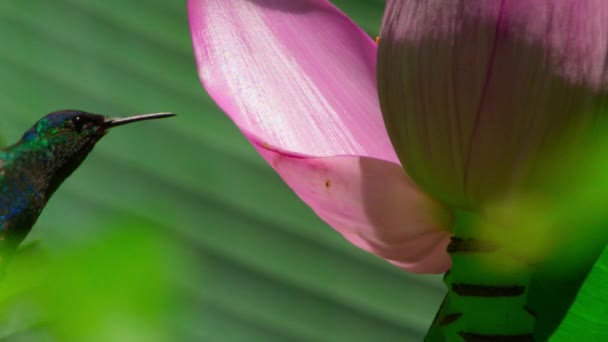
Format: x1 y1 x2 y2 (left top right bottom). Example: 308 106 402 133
104 112 176 128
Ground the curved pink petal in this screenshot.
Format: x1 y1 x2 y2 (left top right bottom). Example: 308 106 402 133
252 138 452 274
189 0 397 162
189 0 453 273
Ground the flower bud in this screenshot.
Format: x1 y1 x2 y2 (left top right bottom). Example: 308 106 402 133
378 0 608 209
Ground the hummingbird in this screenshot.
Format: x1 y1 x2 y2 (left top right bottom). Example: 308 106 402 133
0 110 175 264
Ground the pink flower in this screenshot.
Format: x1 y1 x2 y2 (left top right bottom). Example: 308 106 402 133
188 0 452 273
378 0 608 209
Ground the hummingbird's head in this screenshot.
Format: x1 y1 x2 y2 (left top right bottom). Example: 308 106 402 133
22 110 108 165
21 110 106 148
18 110 174 196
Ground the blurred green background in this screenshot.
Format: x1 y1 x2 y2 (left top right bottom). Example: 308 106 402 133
0 0 446 341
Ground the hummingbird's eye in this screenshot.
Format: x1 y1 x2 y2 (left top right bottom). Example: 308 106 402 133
71 116 85 133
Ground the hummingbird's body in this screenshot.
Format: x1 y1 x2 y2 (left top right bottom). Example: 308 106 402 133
0 110 174 261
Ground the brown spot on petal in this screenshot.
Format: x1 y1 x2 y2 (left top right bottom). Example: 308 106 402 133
325 179 331 190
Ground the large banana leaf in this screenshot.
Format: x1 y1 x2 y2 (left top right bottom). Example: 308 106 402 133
0 0 446 341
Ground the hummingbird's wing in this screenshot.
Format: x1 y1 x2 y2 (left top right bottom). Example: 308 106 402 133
0 159 7 266
0 167 4 217
0 158 7 232
0 157 45 262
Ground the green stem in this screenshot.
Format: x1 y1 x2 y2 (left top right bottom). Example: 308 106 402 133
428 211 536 342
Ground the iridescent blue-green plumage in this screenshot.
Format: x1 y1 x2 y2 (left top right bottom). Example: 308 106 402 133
0 110 174 263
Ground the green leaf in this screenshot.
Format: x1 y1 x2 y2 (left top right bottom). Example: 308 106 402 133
550 245 608 340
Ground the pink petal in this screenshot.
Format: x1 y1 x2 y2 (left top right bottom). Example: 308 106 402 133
189 0 397 162
189 0 453 273
252 138 452 274
378 0 608 208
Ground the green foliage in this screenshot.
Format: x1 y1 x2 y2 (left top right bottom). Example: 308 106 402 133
528 132 608 340
474 126 608 340
550 244 608 340
0 220 185 341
